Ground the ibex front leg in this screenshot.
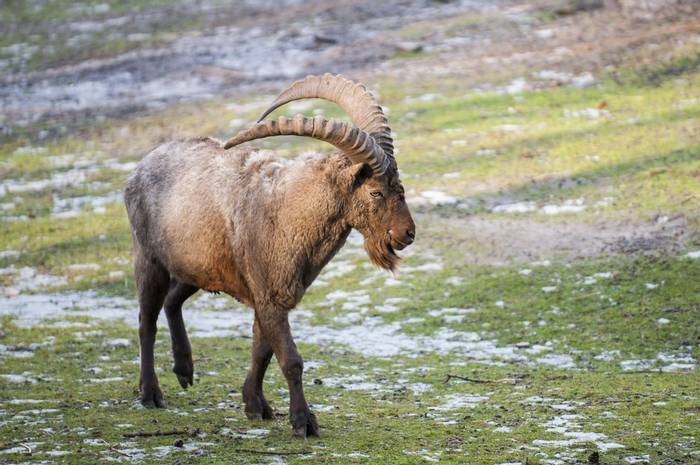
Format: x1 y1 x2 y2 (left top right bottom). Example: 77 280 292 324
256 308 319 438
243 314 274 420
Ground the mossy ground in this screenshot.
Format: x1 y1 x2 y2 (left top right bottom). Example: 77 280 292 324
1 1 699 464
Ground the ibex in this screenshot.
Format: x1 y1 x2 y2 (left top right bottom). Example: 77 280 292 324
124 74 415 437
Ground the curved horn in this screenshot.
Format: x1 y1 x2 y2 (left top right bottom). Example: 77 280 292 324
223 114 388 175
256 73 394 158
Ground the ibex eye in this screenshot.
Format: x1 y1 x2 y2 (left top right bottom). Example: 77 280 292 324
370 191 384 198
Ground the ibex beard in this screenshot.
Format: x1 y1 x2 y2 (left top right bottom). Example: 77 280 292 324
124 74 415 438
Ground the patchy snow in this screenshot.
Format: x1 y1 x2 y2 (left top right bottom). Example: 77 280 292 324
320 260 356 279
594 350 620 362
492 201 537 214
6 399 57 405
408 382 432 394
52 191 122 217
0 373 38 384
686 250 700 259
536 354 575 369
323 375 388 391
624 456 650 464
416 190 459 206
0 266 68 294
533 413 624 452
620 352 697 372
0 250 21 259
104 338 131 348
506 78 529 94
2 290 577 368
541 198 586 215
89 377 124 383
430 393 490 411
564 108 610 119
67 263 101 272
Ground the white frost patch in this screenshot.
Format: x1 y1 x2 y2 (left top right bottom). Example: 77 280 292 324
506 78 529 94
68 263 101 272
445 276 464 286
624 456 650 464
89 377 124 383
645 283 659 290
0 373 37 384
533 413 624 451
322 375 389 391
428 307 476 322
6 399 57 405
542 286 558 293
621 352 696 372
416 190 458 206
1 290 577 368
401 262 443 273
541 198 586 215
492 201 536 213
105 338 130 348
493 199 586 215
620 359 654 371
320 260 356 279
564 108 610 119
656 318 670 325
0 266 68 294
51 191 122 217
493 426 512 433
430 393 489 411
0 167 95 195
536 354 575 368
686 250 700 259
239 428 269 438
309 403 337 412
0 250 20 259
408 383 432 394
594 350 620 362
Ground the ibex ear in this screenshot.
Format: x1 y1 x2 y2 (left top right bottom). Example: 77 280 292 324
347 162 373 190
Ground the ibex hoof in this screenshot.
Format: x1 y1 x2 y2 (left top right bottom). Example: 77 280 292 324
292 410 320 438
140 385 166 408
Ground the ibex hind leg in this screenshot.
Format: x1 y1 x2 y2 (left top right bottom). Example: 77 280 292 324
164 281 198 389
135 250 170 408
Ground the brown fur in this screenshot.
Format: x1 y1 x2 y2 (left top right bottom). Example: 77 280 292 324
124 137 415 437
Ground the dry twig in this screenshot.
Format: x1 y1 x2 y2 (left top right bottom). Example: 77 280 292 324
443 374 520 384
123 428 198 438
234 448 310 456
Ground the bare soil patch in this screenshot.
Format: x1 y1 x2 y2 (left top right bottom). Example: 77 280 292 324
422 212 692 265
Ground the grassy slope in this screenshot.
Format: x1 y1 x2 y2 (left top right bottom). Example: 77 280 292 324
1 9 700 465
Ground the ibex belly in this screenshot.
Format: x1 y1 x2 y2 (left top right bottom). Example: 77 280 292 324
162 203 253 305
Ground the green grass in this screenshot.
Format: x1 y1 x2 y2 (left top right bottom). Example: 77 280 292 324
0 253 698 463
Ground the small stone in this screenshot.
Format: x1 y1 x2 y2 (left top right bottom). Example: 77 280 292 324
515 342 530 349
588 451 600 464
173 439 184 448
313 378 323 385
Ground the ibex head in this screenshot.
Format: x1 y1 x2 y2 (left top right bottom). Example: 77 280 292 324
223 73 415 271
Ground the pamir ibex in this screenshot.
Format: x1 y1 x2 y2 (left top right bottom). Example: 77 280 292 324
124 74 415 437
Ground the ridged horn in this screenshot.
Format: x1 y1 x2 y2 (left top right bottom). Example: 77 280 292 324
223 114 388 175
256 73 394 158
